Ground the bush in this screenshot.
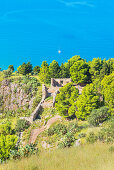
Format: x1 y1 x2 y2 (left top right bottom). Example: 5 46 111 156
16 119 30 132
22 77 40 95
58 132 75 148
48 124 67 136
54 124 67 135
0 134 17 162
109 146 114 152
98 125 114 143
67 121 78 133
3 69 13 78
0 121 14 135
48 127 55 136
88 107 110 127
78 133 86 138
10 144 38 160
32 93 42 109
86 132 97 144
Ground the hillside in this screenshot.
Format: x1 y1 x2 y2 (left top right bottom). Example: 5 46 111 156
0 56 113 169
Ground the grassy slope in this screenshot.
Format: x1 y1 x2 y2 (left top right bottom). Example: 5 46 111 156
1 143 113 170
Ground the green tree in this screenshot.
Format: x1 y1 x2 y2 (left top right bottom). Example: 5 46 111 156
88 106 110 126
99 59 109 80
33 66 40 75
89 58 103 80
70 60 90 84
49 60 60 78
59 63 68 78
8 65 14 72
64 55 82 78
107 58 114 74
3 69 13 78
76 84 100 120
101 73 114 113
39 61 50 84
55 83 79 117
17 62 32 75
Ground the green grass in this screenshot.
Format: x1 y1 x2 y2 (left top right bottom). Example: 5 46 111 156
0 143 113 170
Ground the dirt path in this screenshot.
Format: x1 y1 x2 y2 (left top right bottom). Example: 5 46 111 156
29 115 61 144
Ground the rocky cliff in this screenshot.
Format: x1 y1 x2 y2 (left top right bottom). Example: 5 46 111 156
0 78 41 115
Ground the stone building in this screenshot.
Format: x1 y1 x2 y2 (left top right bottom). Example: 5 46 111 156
51 78 72 87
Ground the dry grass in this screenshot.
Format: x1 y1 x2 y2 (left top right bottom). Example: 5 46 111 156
0 143 114 170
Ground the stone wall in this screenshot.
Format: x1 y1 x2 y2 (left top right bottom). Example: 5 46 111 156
51 78 72 87
52 89 60 107
20 84 49 123
42 84 48 100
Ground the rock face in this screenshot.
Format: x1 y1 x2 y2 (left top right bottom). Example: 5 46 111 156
0 79 36 113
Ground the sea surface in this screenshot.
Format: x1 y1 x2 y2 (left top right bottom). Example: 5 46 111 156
0 0 114 69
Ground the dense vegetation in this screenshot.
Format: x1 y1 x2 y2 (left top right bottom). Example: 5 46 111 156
0 55 114 167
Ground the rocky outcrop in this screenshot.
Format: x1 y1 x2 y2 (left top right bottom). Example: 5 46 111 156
0 79 37 112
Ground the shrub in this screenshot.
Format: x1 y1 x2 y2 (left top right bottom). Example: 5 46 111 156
48 123 67 136
86 132 97 144
88 107 110 127
0 95 3 107
48 127 55 136
22 77 40 95
54 124 67 135
109 146 114 152
32 93 42 109
0 121 14 135
10 144 38 160
4 110 16 118
58 132 75 148
67 121 78 133
0 134 17 162
3 69 13 78
16 119 30 132
98 125 114 143
78 133 86 138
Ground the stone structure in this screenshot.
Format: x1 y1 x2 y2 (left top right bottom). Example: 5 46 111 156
0 78 85 124
20 84 49 123
73 84 85 94
51 78 72 87
51 78 85 94
42 84 48 100
52 89 60 107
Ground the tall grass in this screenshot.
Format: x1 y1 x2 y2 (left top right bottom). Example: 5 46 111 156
0 143 113 170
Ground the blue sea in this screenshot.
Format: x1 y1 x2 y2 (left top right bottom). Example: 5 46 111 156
0 0 114 69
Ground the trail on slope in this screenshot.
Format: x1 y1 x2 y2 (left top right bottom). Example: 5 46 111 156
29 115 61 144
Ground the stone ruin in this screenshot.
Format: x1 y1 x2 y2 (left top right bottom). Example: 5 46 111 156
51 78 85 94
51 78 72 87
20 84 49 123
